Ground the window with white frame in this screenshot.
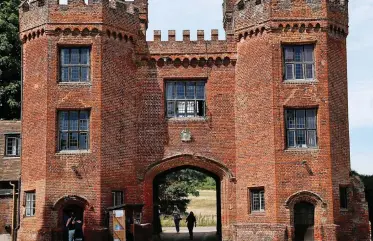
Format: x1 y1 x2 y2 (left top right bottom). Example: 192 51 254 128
5 134 21 156
250 188 265 212
165 81 206 118
284 45 315 81
285 109 317 148
25 191 36 217
58 110 90 151
60 47 90 82
112 191 124 206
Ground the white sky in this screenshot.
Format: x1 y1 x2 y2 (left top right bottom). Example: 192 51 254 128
147 0 373 175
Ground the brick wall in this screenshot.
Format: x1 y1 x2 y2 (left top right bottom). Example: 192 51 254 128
17 0 370 240
0 196 12 234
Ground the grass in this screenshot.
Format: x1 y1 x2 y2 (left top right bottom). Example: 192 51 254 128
161 190 217 227
160 213 217 227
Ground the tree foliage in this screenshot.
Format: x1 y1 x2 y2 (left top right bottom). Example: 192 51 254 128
0 0 21 119
156 169 216 215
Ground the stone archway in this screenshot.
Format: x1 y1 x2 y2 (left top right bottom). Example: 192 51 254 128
141 154 235 240
51 195 90 241
285 191 327 241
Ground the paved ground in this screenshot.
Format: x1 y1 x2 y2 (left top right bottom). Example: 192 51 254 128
160 227 219 241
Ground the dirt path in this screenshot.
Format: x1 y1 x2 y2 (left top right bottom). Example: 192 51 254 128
160 227 219 241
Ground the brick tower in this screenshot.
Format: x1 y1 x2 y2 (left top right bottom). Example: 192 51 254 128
233 0 369 240
18 0 141 240
18 0 370 240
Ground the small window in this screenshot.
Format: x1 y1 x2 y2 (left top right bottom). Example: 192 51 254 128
58 110 90 151
60 47 90 82
5 134 21 156
112 191 124 206
285 109 317 148
250 188 265 212
340 186 348 209
25 192 36 217
283 45 315 81
165 81 206 118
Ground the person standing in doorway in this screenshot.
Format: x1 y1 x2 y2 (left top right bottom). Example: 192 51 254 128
66 212 76 241
173 208 182 233
186 212 197 240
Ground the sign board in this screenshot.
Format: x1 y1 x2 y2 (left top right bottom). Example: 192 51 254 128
113 210 126 241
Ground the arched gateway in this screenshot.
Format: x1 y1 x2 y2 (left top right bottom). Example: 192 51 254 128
141 154 235 239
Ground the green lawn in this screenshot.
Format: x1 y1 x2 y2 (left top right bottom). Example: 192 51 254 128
161 190 217 227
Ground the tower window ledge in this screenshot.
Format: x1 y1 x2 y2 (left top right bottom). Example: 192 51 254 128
283 79 319 85
167 117 208 123
58 82 92 87
56 150 91 156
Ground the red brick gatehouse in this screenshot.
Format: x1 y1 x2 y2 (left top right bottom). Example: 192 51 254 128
16 0 370 240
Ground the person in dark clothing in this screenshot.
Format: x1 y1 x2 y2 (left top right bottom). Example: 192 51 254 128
74 216 83 241
173 208 182 233
186 212 197 240
66 212 76 241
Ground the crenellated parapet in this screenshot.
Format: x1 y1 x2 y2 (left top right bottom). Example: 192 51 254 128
233 0 349 39
143 30 237 68
19 0 141 38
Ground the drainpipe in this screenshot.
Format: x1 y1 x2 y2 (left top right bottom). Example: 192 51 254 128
14 177 21 241
9 182 16 241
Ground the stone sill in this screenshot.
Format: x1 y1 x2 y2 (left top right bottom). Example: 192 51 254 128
249 211 266 216
284 148 320 153
167 117 208 123
2 156 20 160
55 150 91 156
283 79 318 84
57 82 92 87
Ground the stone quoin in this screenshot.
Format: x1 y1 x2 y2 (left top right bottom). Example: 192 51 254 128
17 0 370 240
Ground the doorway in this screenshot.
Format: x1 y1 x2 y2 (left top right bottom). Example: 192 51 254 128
62 204 84 241
294 202 315 241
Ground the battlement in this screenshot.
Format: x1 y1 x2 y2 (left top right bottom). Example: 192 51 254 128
145 30 237 67
19 0 140 33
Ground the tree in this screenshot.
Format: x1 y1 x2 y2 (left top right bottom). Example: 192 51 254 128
0 0 21 119
155 169 215 214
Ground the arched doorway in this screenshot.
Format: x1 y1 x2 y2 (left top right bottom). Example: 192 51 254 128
294 202 315 241
152 165 222 240
52 195 89 241
141 154 235 241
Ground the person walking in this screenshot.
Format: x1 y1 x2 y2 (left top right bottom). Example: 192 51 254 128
186 212 197 240
66 212 76 241
173 209 182 233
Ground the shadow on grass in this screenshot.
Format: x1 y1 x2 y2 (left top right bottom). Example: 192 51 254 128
160 231 219 241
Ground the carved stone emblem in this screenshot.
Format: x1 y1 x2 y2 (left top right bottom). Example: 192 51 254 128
180 129 192 142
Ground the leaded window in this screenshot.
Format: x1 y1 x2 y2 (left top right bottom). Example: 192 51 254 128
112 191 124 206
165 81 206 118
5 134 21 156
25 192 36 217
286 109 317 148
250 189 265 212
58 110 89 151
60 47 90 82
284 45 315 81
